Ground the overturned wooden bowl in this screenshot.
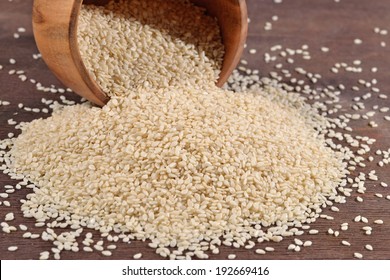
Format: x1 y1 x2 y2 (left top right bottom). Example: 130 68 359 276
32 0 248 106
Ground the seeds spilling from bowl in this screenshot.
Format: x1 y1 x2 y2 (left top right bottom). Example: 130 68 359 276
77 0 224 97
1 0 388 260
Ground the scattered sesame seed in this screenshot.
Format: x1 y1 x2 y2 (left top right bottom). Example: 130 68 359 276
287 244 296 250
331 206 340 212
102 250 112 256
354 252 363 259
294 238 303 246
354 215 362 222
255 249 266 255
5 212 15 221
321 47 329 52
8 246 18 252
19 224 28 231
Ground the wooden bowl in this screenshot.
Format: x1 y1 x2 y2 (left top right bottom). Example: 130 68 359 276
32 0 248 106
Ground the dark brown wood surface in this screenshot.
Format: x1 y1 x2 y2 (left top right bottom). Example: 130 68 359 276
1 0 389 260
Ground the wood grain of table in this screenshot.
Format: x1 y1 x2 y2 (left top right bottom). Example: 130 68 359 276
0 0 389 260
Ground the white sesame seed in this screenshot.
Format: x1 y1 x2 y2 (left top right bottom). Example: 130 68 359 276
294 238 303 246
321 47 329 52
133 253 143 259
19 224 28 231
0 0 366 261
83 247 93 252
354 252 363 259
39 251 50 260
354 215 362 222
265 247 275 252
287 244 296 250
102 250 112 256
365 244 373 251
356 196 363 202
255 249 266 255
5 213 15 221
8 246 18 252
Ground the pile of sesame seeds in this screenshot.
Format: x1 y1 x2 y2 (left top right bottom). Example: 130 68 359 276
1 0 390 260
5 83 347 258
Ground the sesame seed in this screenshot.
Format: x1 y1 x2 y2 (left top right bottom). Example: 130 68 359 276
255 249 266 255
356 196 363 202
294 238 303 246
354 252 363 259
265 247 275 252
287 244 296 250
294 246 301 252
5 213 15 221
1 0 380 261
365 244 373 251
39 251 50 260
354 215 362 222
19 224 28 231
8 246 18 252
133 253 143 259
321 47 329 52
102 250 112 256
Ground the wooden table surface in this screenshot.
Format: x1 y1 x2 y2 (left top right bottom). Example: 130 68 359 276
1 0 389 260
